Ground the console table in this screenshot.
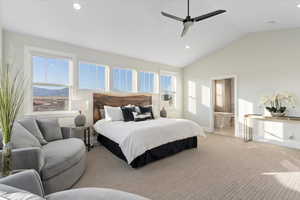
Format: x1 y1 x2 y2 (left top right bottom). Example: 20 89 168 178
244 114 300 142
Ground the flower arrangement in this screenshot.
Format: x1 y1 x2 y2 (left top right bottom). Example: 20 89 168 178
260 92 296 117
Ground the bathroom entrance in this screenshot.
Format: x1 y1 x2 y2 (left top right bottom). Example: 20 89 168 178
212 77 236 137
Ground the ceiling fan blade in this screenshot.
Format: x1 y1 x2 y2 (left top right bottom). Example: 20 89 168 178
161 12 184 22
193 10 226 22
181 22 192 37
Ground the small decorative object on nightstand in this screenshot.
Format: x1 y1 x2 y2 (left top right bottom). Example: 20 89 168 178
160 107 167 118
160 93 173 118
75 110 86 127
72 99 89 127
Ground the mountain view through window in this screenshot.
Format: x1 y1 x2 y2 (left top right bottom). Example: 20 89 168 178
32 56 70 112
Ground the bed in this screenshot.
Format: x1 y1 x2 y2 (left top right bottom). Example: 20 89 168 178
93 93 206 168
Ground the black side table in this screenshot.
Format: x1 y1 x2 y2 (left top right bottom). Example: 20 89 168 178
62 125 93 151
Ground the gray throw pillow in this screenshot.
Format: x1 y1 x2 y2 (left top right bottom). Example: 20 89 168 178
18 118 48 145
10 122 41 149
36 119 63 142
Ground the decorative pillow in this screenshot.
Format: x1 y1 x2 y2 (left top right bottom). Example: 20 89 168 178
36 119 63 142
104 106 124 121
139 106 154 119
134 106 141 113
10 122 42 149
121 106 136 122
132 112 153 122
18 118 48 145
0 191 45 200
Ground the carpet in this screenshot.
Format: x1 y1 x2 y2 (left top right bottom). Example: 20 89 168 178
74 134 300 200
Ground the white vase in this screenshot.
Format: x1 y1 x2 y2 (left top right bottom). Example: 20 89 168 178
160 107 167 118
74 113 86 127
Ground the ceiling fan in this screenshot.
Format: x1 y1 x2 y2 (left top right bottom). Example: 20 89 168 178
161 0 226 37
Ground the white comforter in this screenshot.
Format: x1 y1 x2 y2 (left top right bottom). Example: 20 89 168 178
94 118 206 164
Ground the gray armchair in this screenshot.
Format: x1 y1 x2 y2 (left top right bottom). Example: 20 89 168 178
0 170 150 200
0 118 87 194
9 126 72 171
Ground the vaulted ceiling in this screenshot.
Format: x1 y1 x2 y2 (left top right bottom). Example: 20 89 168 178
2 0 300 67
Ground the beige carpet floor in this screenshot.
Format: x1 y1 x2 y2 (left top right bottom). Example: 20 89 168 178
74 134 300 200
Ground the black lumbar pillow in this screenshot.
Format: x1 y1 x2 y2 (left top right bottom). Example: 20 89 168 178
132 112 153 122
121 106 136 122
139 106 154 119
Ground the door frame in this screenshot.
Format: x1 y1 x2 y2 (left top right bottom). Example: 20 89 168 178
210 75 238 137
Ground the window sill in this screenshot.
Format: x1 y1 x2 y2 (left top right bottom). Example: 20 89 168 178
25 111 78 118
78 88 107 92
138 91 159 95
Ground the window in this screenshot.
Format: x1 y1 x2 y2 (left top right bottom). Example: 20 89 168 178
112 68 134 92
160 74 177 107
32 55 71 112
160 75 176 94
188 81 196 114
139 71 157 93
79 62 107 90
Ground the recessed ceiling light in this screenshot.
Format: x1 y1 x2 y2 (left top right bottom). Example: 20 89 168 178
73 3 81 10
297 4 300 8
185 45 191 49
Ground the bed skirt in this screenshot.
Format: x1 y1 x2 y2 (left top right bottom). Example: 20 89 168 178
97 134 198 168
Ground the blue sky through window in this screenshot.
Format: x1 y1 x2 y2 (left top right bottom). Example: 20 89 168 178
160 75 173 93
139 72 154 93
79 63 106 90
32 56 69 85
112 68 133 92
33 55 177 96
32 56 70 112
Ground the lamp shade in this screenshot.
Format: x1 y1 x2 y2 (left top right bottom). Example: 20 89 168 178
71 99 89 112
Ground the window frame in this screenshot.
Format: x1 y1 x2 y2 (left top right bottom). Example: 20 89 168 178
26 47 75 115
78 61 109 92
111 67 137 93
138 70 158 94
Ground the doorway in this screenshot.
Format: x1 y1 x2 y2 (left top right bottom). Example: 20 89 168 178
211 76 237 137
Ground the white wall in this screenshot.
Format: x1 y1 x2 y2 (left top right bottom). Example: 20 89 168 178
3 30 183 124
183 28 300 140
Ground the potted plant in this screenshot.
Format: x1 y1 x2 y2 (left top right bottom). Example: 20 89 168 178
260 92 296 117
0 64 25 176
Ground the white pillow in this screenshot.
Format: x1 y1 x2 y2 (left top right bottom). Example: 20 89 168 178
104 106 124 121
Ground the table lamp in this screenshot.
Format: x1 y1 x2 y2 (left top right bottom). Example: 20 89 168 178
72 99 89 127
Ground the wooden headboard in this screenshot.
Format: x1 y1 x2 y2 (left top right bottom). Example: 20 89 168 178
93 93 152 123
